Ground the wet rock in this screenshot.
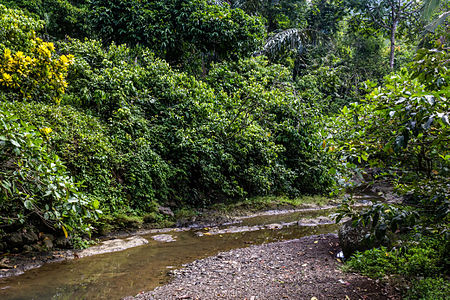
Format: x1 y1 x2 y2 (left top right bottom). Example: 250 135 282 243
158 206 174 217
9 233 23 247
22 230 38 244
78 236 148 258
338 220 376 258
55 237 71 249
152 234 176 243
205 225 262 235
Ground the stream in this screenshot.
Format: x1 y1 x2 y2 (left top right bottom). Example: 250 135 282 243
0 204 369 300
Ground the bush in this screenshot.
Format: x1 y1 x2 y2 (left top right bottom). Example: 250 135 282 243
0 101 122 208
0 102 98 237
344 247 398 279
58 39 334 206
0 4 43 52
0 0 88 39
331 33 449 245
0 5 73 103
345 234 450 298
405 277 450 300
86 0 265 69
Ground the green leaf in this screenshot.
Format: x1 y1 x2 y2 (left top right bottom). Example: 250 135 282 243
92 199 100 209
10 140 20 148
24 200 33 210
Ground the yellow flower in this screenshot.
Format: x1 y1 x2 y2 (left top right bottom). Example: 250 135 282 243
0 73 13 86
40 127 53 135
59 55 69 65
47 42 55 52
4 48 11 58
2 73 12 81
15 51 24 59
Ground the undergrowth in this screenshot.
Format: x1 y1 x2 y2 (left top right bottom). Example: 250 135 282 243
344 234 450 299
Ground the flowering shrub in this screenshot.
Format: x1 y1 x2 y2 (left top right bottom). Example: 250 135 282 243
0 5 73 103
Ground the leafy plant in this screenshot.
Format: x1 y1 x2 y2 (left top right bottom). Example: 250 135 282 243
405 277 450 300
0 104 99 237
331 33 449 244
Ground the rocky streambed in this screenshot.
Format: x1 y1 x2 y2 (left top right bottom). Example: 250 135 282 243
128 234 399 300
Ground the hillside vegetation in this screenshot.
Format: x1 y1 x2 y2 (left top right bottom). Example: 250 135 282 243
0 0 448 297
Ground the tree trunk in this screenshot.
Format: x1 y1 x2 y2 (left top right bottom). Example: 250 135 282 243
389 19 398 69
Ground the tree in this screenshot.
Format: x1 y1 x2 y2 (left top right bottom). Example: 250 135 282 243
348 0 424 69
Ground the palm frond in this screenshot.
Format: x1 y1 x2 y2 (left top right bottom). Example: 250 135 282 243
422 0 442 20
254 28 306 56
424 10 450 32
209 0 230 7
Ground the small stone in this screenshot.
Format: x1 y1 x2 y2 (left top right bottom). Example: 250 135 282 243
23 245 33 252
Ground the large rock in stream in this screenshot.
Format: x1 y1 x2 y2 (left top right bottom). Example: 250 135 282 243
78 236 148 258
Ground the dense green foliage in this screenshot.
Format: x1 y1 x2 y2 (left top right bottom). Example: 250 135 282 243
87 0 265 67
332 34 449 239
0 3 335 243
345 234 449 298
331 10 449 297
0 103 99 236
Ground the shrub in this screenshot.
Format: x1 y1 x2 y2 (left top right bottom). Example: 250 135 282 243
405 277 450 300
0 0 89 39
0 103 98 237
86 0 265 68
0 5 73 103
58 40 334 206
345 234 450 298
0 4 43 52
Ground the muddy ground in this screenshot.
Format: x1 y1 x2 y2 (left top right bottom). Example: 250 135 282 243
127 234 399 300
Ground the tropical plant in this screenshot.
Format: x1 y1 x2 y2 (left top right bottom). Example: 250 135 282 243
0 103 99 237
331 31 449 244
346 0 425 69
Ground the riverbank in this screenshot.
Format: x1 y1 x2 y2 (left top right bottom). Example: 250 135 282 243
0 194 376 279
127 234 400 300
0 195 338 278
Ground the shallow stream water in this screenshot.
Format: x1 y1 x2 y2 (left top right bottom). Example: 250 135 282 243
0 206 349 299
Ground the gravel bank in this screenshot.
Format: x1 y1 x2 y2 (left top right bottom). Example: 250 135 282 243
127 234 399 300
